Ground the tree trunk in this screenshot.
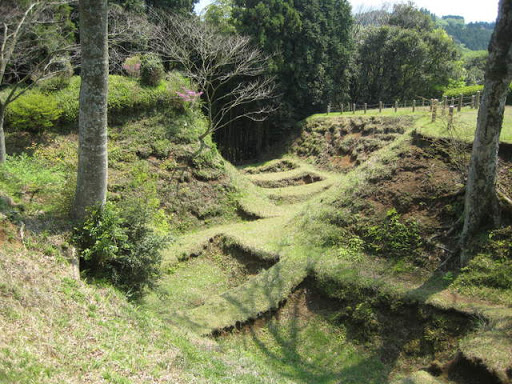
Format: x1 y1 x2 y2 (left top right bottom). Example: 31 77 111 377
460 0 512 265
0 103 6 163
72 0 109 221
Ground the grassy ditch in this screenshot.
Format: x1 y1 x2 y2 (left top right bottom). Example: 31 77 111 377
216 276 486 384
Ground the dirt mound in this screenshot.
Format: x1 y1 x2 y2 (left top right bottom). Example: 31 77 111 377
291 116 410 171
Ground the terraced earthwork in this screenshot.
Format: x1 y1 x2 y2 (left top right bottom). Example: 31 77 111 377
146 129 512 383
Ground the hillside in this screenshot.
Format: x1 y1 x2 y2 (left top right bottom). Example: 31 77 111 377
2 89 512 384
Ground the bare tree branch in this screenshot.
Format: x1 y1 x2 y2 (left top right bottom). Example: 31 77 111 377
0 0 77 162
150 11 277 149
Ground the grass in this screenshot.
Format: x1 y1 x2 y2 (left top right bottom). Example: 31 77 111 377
414 106 512 143
3 82 512 383
218 294 388 384
311 105 512 143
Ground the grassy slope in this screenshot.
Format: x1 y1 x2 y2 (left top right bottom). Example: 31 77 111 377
0 222 244 383
145 110 512 383
3 82 512 384
311 105 512 143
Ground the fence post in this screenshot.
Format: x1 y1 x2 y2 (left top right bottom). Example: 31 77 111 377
412 99 416 112
431 99 438 122
353 103 356 114
429 99 433 112
394 100 398 112
442 96 447 115
448 105 454 129
364 103 367 114
451 97 455 108
341 104 344 114
476 91 481 110
471 95 475 109
422 99 425 108
458 94 463 112
379 101 382 113
327 103 331 114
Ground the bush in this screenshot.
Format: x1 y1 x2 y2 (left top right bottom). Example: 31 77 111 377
73 201 169 297
444 83 512 105
455 253 512 290
363 208 423 261
6 73 187 128
443 84 484 99
140 54 165 87
6 92 62 132
123 55 141 78
38 61 74 93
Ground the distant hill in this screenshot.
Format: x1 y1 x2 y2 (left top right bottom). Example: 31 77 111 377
436 16 494 50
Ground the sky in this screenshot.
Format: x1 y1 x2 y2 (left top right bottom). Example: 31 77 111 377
194 0 499 23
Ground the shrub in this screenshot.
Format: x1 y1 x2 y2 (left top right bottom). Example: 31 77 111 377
443 83 512 105
122 55 141 78
140 54 165 87
363 208 423 261
455 253 512 290
6 92 62 132
73 201 169 297
38 61 74 93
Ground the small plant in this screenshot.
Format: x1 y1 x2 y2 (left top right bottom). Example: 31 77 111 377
73 201 169 297
39 60 74 93
140 54 165 87
364 208 423 261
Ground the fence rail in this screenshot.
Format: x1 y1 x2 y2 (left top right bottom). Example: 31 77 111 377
326 91 482 125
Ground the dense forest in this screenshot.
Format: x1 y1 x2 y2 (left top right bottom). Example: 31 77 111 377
437 16 495 51
1 0 512 383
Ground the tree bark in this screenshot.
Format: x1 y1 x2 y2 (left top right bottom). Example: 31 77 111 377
460 0 512 265
0 103 6 163
72 0 109 221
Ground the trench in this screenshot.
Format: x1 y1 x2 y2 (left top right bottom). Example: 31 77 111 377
243 159 298 174
214 277 502 384
252 173 324 188
157 236 278 313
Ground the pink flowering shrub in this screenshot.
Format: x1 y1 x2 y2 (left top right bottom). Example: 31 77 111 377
123 56 142 78
176 87 203 103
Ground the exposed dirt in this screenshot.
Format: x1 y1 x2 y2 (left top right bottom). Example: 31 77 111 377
252 173 324 188
290 116 410 171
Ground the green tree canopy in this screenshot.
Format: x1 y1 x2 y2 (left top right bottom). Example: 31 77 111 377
233 0 353 119
351 5 460 104
145 0 198 13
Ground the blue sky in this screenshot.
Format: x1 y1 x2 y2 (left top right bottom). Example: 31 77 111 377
194 0 499 23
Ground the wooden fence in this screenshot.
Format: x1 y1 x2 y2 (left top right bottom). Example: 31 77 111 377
326 91 482 126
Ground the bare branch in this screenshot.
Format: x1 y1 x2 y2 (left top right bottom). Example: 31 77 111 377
150 10 277 148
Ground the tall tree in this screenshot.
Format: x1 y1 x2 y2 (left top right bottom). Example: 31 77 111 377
460 0 512 265
351 4 459 104
233 0 352 120
72 0 109 220
0 0 75 163
145 0 198 13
